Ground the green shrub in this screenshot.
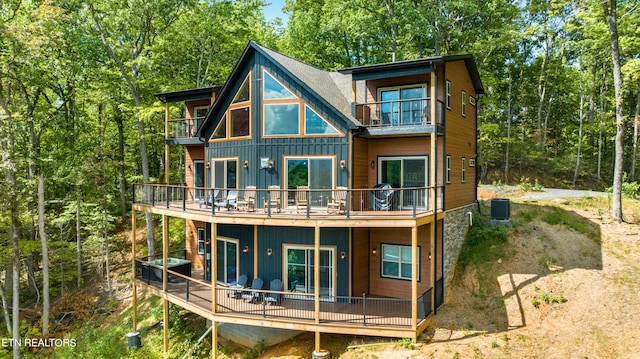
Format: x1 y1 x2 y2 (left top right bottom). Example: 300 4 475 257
458 213 510 267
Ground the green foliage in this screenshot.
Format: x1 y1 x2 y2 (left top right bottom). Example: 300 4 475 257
401 337 413 349
606 173 640 199
519 177 544 192
243 339 266 359
458 213 510 267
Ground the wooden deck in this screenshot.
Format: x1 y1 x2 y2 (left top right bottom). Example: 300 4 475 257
135 270 433 338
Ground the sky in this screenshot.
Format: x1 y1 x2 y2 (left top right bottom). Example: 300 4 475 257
263 0 289 24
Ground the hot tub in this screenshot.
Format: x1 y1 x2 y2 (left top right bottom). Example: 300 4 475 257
141 258 192 282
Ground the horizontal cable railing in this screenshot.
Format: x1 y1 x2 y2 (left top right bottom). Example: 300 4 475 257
134 270 433 328
132 184 444 218
354 98 445 127
167 117 205 139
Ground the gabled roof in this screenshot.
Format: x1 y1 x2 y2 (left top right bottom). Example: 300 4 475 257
197 42 358 140
339 54 484 95
155 86 221 103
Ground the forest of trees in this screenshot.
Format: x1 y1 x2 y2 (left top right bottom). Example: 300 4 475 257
0 0 638 357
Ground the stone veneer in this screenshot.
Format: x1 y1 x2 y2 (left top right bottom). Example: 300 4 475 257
443 203 477 292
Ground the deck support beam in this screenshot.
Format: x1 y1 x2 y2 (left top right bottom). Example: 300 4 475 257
211 321 218 359
162 214 169 354
411 226 418 331
429 69 438 318
132 210 137 332
164 101 170 184
314 225 321 352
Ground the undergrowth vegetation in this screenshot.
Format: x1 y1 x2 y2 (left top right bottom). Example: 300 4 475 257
457 212 511 268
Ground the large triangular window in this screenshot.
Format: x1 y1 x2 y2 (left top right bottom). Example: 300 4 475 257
305 105 340 135
262 69 343 138
211 73 251 141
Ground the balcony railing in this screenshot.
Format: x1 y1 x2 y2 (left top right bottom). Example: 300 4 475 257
134 260 433 329
167 117 205 139
354 98 445 128
132 184 444 219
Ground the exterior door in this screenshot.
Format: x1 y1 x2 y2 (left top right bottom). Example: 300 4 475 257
379 156 429 209
285 246 334 300
194 160 204 200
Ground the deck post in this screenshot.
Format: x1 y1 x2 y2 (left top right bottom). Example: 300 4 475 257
315 331 321 353
411 225 418 330
314 225 320 325
211 222 217 313
131 210 137 332
211 320 218 359
163 215 169 292
429 70 438 317
163 298 169 354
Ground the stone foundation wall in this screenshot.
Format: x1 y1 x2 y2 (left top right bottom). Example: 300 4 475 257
443 203 477 292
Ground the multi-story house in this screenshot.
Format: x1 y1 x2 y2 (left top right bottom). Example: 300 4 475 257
132 41 483 357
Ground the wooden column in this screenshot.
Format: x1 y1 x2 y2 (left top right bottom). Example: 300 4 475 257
163 298 169 354
411 226 418 330
211 321 218 359
162 215 169 292
314 225 321 352
131 210 137 332
162 214 169 354
430 70 438 315
211 223 217 312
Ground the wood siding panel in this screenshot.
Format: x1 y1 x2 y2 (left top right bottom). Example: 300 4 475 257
368 137 432 187
353 137 369 189
368 225 432 298
185 220 206 276
444 60 477 209
352 227 369 295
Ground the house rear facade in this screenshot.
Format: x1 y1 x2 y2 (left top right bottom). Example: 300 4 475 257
131 42 483 356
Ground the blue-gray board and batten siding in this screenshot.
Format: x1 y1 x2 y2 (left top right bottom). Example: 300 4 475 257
204 51 351 190
206 224 350 296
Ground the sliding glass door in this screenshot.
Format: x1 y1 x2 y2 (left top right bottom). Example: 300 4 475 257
379 156 429 209
285 246 334 300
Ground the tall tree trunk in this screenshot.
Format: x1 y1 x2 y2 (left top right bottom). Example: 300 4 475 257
0 284 11 333
603 0 625 222
588 57 597 148
91 4 155 256
505 71 513 184
536 37 551 145
630 90 639 181
115 106 128 220
574 82 585 186
38 176 50 335
76 198 82 287
104 206 112 296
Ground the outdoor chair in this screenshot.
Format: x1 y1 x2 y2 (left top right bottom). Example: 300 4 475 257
241 277 264 303
295 186 309 213
236 186 256 212
327 186 347 214
226 274 248 298
263 279 283 305
214 190 238 211
263 185 281 213
199 189 219 208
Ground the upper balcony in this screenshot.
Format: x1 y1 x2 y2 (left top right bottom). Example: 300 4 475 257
167 116 205 141
132 184 444 226
355 97 445 128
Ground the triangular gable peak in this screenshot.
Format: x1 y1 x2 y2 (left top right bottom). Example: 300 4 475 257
198 42 357 142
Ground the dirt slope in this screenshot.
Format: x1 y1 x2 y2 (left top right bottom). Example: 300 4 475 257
259 195 640 359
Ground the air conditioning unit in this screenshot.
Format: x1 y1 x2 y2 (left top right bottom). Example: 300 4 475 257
491 198 510 220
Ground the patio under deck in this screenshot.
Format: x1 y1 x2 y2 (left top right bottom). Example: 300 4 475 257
135 267 433 338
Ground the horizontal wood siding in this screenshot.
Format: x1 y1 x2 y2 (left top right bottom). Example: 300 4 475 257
185 146 204 200
368 137 432 187
353 137 369 189
365 74 431 103
369 225 432 298
444 60 477 209
186 99 212 118
352 227 370 296
185 220 206 277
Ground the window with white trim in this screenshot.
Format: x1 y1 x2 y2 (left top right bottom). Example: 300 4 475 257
461 90 467 117
461 157 466 183
381 244 419 280
446 155 452 184
197 227 205 255
446 80 452 109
